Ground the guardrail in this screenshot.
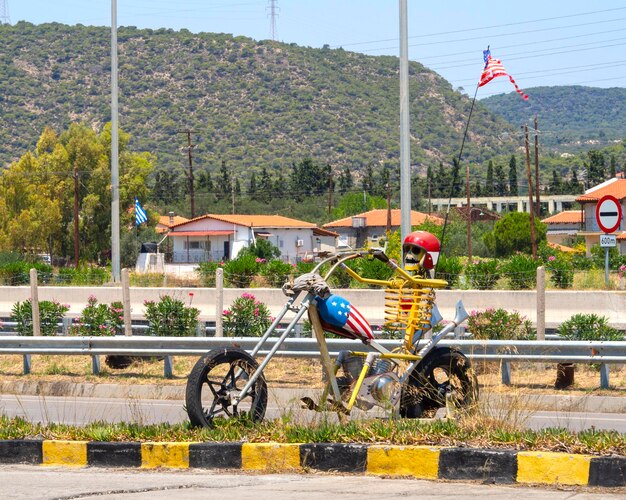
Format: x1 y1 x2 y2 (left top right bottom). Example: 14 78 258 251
1 336 623 389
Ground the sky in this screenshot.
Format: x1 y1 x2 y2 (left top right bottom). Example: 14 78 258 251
5 1 626 98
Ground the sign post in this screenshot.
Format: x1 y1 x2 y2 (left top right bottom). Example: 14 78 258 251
595 195 622 286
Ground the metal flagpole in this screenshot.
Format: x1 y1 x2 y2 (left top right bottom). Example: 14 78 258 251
111 0 121 282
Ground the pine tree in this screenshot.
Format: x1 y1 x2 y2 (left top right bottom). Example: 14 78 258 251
494 163 507 196
249 172 257 199
339 166 353 195
508 155 518 196
485 160 494 196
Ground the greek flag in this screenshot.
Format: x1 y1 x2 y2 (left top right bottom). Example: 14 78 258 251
135 198 148 226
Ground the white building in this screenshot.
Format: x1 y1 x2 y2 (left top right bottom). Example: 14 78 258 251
167 213 337 264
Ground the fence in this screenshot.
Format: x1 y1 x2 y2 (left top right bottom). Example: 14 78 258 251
1 335 624 389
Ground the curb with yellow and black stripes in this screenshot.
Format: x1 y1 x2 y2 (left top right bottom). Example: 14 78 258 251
1 440 625 486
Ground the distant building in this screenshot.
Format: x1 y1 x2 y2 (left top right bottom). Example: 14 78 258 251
156 212 189 234
323 209 443 249
167 213 337 264
541 210 584 247
575 178 626 256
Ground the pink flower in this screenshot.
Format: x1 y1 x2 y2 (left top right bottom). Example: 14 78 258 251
548 256 556 262
223 310 231 316
189 292 194 297
255 257 266 263
241 292 255 300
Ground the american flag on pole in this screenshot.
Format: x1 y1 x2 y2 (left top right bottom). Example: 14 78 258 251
135 198 148 226
479 48 528 101
316 294 374 340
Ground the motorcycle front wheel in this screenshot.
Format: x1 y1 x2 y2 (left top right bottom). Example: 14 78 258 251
399 347 478 419
185 348 267 428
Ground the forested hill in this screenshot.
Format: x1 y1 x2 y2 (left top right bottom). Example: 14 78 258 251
0 22 516 178
481 86 626 151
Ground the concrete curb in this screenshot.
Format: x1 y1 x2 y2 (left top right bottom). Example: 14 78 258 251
0 440 624 487
2 380 626 413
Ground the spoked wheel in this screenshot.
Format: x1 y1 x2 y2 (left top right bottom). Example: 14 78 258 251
185 348 267 428
400 347 478 419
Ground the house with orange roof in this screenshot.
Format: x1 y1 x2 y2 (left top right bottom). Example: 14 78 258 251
156 212 189 234
167 214 337 263
541 210 584 247
323 209 443 249
575 178 626 256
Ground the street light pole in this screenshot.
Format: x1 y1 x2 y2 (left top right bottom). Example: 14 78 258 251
110 0 120 282
399 0 411 252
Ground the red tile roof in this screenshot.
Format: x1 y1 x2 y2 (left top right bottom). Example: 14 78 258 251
541 210 584 224
172 213 317 229
576 179 626 202
323 209 443 229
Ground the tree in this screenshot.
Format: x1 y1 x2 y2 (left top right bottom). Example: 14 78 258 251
550 169 563 194
217 159 231 199
332 192 386 219
494 163 507 196
248 172 257 199
585 150 606 187
508 155 518 195
485 160 494 196
484 211 547 257
338 166 354 195
0 123 154 264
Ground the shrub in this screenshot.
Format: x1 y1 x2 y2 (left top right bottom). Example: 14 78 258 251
464 259 501 289
467 308 535 340
223 254 259 287
238 239 280 260
196 261 222 287
502 254 538 290
70 296 124 336
546 254 574 289
354 256 394 285
56 266 110 285
557 313 623 341
435 255 463 288
143 295 200 336
260 259 294 287
11 299 69 336
223 292 272 337
0 261 52 285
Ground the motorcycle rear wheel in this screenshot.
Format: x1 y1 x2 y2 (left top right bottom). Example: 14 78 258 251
185 348 267 428
399 347 478 419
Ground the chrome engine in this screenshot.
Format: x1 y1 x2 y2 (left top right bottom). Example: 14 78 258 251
337 351 401 410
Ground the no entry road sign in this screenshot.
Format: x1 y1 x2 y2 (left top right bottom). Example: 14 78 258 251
595 195 622 234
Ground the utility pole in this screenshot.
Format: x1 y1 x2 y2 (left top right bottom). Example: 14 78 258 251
327 170 333 216
73 166 80 268
179 130 196 218
523 124 537 259
534 116 541 216
466 160 472 262
386 184 392 233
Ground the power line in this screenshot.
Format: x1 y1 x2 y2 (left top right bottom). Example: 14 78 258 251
333 7 626 49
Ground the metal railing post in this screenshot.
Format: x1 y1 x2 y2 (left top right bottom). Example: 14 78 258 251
501 361 511 385
600 363 610 389
164 355 173 378
92 355 100 375
23 354 31 375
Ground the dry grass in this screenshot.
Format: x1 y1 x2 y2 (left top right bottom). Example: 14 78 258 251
0 355 623 396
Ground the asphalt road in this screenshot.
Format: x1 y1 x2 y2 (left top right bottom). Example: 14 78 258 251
0 465 623 499
2 393 626 432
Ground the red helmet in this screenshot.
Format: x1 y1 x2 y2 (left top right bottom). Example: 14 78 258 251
403 231 440 271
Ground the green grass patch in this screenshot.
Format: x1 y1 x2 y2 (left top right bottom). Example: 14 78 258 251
0 414 623 456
